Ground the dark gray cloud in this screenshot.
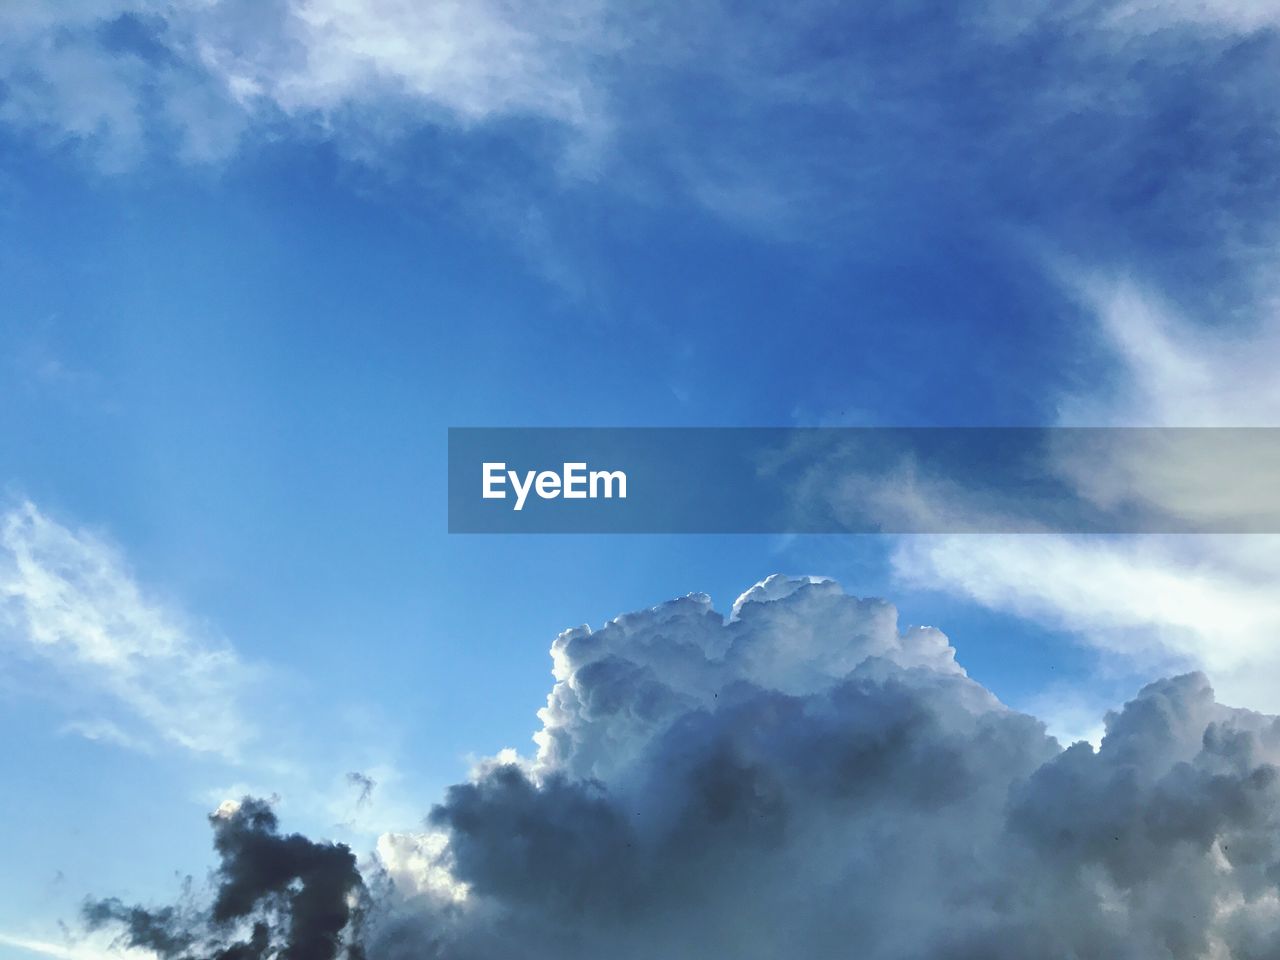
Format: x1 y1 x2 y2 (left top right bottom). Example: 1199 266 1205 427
87 797 366 960
86 579 1280 958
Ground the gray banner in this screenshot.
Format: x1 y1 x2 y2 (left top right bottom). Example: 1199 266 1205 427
448 427 1280 533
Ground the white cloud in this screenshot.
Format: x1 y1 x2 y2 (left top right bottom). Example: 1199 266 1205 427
60 718 156 753
896 534 1280 709
534 576 965 783
0 32 148 170
0 0 614 169
8 0 1274 182
1110 0 1280 33
893 270 1280 717
374 829 470 904
0 500 254 758
367 582 1280 958
251 0 608 128
1056 276 1280 428
0 931 155 960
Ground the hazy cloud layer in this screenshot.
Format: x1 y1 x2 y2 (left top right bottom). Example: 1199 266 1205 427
89 578 1280 959
0 0 611 169
4 1 1280 290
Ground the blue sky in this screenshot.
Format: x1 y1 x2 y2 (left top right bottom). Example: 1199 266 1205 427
3 2 1280 957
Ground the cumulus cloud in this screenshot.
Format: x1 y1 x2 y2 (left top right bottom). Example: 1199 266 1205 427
85 578 1280 958
0 500 254 758
532 576 963 784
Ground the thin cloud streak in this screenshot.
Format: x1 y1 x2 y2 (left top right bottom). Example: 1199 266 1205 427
0 931 153 960
0 500 255 759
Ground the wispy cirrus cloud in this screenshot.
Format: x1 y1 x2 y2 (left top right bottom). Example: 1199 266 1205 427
1055 275 1280 428
4 0 1280 329
4 1 1279 255
235 0 611 129
0 500 255 758
0 0 613 169
1111 0 1280 32
893 267 1280 718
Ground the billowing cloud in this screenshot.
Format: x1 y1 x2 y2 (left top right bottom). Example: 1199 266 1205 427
87 578 1280 958
0 500 255 758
